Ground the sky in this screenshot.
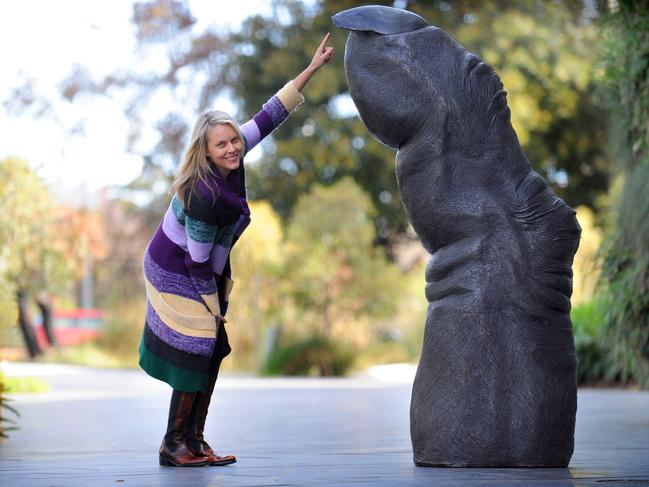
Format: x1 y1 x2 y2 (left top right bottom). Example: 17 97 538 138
0 0 275 202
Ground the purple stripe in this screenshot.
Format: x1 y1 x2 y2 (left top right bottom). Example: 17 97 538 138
162 207 187 249
192 277 217 296
146 302 215 357
253 110 274 139
240 119 261 153
187 236 212 263
211 244 230 275
214 185 244 214
184 252 216 284
149 227 216 294
196 178 220 201
234 215 251 237
148 226 191 277
143 250 201 302
263 95 290 127
191 275 217 295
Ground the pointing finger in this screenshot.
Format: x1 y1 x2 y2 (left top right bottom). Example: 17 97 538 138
319 32 331 51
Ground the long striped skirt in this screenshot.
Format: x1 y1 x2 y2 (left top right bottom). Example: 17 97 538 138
138 253 231 392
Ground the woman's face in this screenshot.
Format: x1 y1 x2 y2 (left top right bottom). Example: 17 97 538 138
207 123 243 177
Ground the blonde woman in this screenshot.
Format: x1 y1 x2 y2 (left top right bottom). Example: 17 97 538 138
139 34 334 467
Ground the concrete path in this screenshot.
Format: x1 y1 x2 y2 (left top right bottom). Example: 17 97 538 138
1 362 648 486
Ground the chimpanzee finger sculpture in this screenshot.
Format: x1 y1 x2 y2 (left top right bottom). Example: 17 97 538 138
333 6 581 467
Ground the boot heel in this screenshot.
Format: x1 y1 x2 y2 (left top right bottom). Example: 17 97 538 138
159 456 175 467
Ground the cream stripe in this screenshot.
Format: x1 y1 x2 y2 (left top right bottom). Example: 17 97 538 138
161 291 213 317
145 278 216 337
200 293 220 316
277 80 305 112
154 307 216 339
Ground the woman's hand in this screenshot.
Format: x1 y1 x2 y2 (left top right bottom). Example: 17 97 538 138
309 33 334 71
293 33 335 92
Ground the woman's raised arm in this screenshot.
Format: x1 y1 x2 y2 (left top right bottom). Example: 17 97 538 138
293 33 335 92
239 33 334 153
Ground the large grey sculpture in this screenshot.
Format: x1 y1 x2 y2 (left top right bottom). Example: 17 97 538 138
333 6 581 467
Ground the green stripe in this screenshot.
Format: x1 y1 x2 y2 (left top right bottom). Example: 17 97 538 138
139 339 208 392
171 196 185 224
215 222 237 247
186 216 218 243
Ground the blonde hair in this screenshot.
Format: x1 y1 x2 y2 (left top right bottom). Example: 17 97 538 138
170 110 243 208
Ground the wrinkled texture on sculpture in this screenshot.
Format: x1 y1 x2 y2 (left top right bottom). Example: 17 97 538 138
334 6 581 468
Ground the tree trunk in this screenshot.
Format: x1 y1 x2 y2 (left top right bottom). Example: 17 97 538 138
37 296 57 347
17 289 42 358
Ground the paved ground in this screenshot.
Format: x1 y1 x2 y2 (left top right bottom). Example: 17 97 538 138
1 362 648 487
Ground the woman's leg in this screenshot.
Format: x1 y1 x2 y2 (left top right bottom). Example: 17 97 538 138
159 390 209 467
185 324 236 466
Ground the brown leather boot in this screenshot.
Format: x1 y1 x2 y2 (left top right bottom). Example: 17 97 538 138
159 391 208 467
186 362 236 466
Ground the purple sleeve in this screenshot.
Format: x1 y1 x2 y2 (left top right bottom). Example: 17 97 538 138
240 95 291 154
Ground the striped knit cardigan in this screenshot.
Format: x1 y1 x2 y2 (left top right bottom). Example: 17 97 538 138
139 81 304 391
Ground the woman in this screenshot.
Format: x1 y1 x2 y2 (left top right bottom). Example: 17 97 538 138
139 34 334 467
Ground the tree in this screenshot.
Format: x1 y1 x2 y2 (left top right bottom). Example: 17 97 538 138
55 205 109 307
0 157 74 356
225 0 611 239
440 0 609 211
84 195 148 308
228 200 286 370
4 0 610 241
228 0 408 242
599 0 649 387
284 177 399 340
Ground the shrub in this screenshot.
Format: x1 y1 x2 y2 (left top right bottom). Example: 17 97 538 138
572 297 619 385
0 373 19 440
95 301 145 367
261 336 355 377
598 1 649 387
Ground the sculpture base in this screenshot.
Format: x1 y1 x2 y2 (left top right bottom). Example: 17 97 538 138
414 457 570 468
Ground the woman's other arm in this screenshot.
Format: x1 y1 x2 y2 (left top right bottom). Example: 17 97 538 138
179 188 221 318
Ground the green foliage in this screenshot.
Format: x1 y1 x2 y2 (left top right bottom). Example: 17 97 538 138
406 0 609 211
0 157 75 347
249 178 405 375
83 0 606 239
1 1 614 377
43 342 132 369
355 340 413 370
94 301 145 367
0 373 49 394
0 373 20 439
226 0 611 237
601 1 649 172
0 274 18 339
572 297 619 385
599 1 649 387
285 177 400 336
93 197 154 310
261 335 355 376
0 157 74 294
228 0 416 239
89 196 151 366
228 201 287 371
